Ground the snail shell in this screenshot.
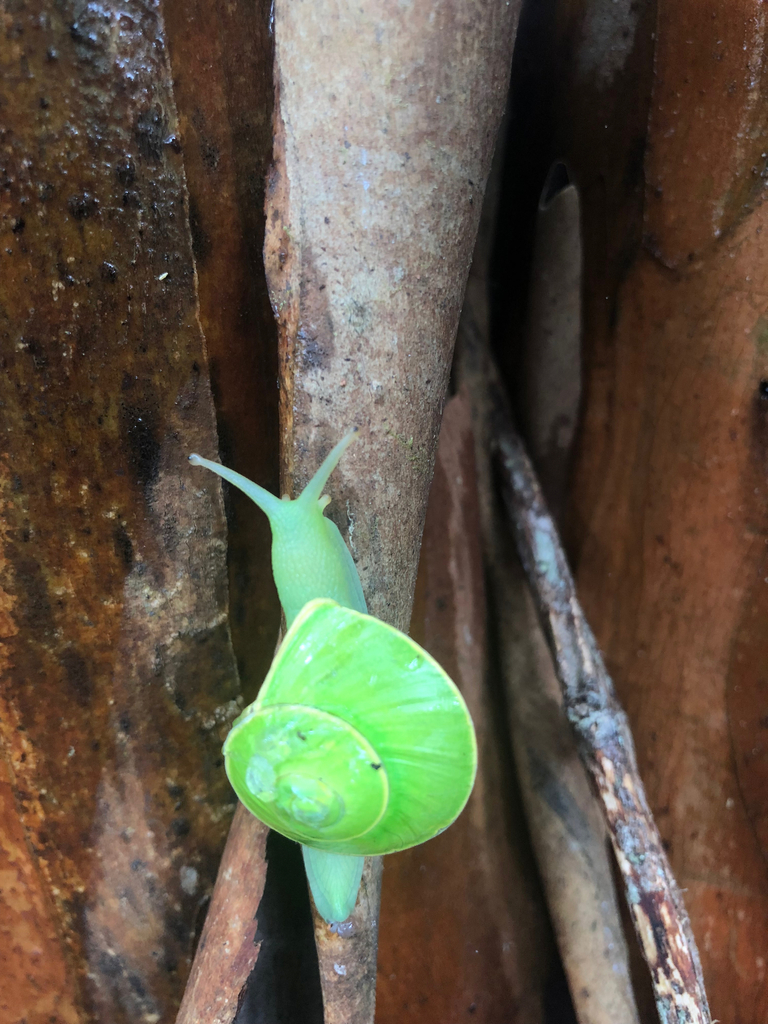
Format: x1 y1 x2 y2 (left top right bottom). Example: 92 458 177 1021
224 598 477 857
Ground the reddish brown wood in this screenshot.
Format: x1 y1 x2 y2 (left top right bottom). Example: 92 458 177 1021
163 0 281 700
547 3 768 1020
500 2 768 1018
376 395 550 1024
0 754 80 1024
176 806 269 1024
0 0 241 1019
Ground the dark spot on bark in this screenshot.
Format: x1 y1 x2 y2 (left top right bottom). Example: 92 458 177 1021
122 190 140 209
135 106 167 162
171 817 191 837
37 182 54 201
113 522 133 569
162 953 178 975
187 194 211 264
24 338 48 370
68 192 99 220
759 379 768 400
13 556 52 632
298 330 328 369
128 974 147 999
101 261 117 281
11 216 24 233
61 648 92 707
56 263 75 287
98 950 124 977
121 405 161 489
200 137 219 170
166 782 184 799
69 18 98 46
119 712 131 734
116 159 135 186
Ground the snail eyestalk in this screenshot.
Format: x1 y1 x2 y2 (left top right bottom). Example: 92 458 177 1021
297 428 359 508
188 453 284 519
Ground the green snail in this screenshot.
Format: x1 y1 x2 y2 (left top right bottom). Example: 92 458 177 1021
189 430 477 924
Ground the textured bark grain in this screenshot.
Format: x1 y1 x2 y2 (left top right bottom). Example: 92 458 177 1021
163 0 281 699
495 417 711 1024
176 807 269 1024
456 153 644 1024
0 1 240 1020
265 0 522 625
264 1 522 1019
536 2 768 1020
376 394 550 1024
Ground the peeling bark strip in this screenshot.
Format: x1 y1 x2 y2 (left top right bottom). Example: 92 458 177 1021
264 0 522 1020
494 421 711 1024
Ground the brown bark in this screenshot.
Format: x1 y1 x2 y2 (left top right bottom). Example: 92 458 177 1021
533 1 768 1020
162 0 281 699
175 807 269 1024
0 0 241 1020
161 2 282 1016
496 415 711 1024
263 1 523 1019
376 394 551 1024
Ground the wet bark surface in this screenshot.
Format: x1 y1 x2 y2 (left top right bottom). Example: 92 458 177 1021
0 1 241 1020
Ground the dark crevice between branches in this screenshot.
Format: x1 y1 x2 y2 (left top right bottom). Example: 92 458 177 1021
235 832 323 1024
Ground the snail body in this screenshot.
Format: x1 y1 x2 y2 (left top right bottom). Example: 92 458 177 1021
190 431 365 627
189 432 477 923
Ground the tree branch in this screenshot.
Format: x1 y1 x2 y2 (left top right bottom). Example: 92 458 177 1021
494 408 712 1024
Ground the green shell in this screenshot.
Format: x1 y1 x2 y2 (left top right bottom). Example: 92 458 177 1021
224 598 477 857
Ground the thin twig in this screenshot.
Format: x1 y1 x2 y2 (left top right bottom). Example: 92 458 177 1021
494 410 712 1024
176 806 269 1024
